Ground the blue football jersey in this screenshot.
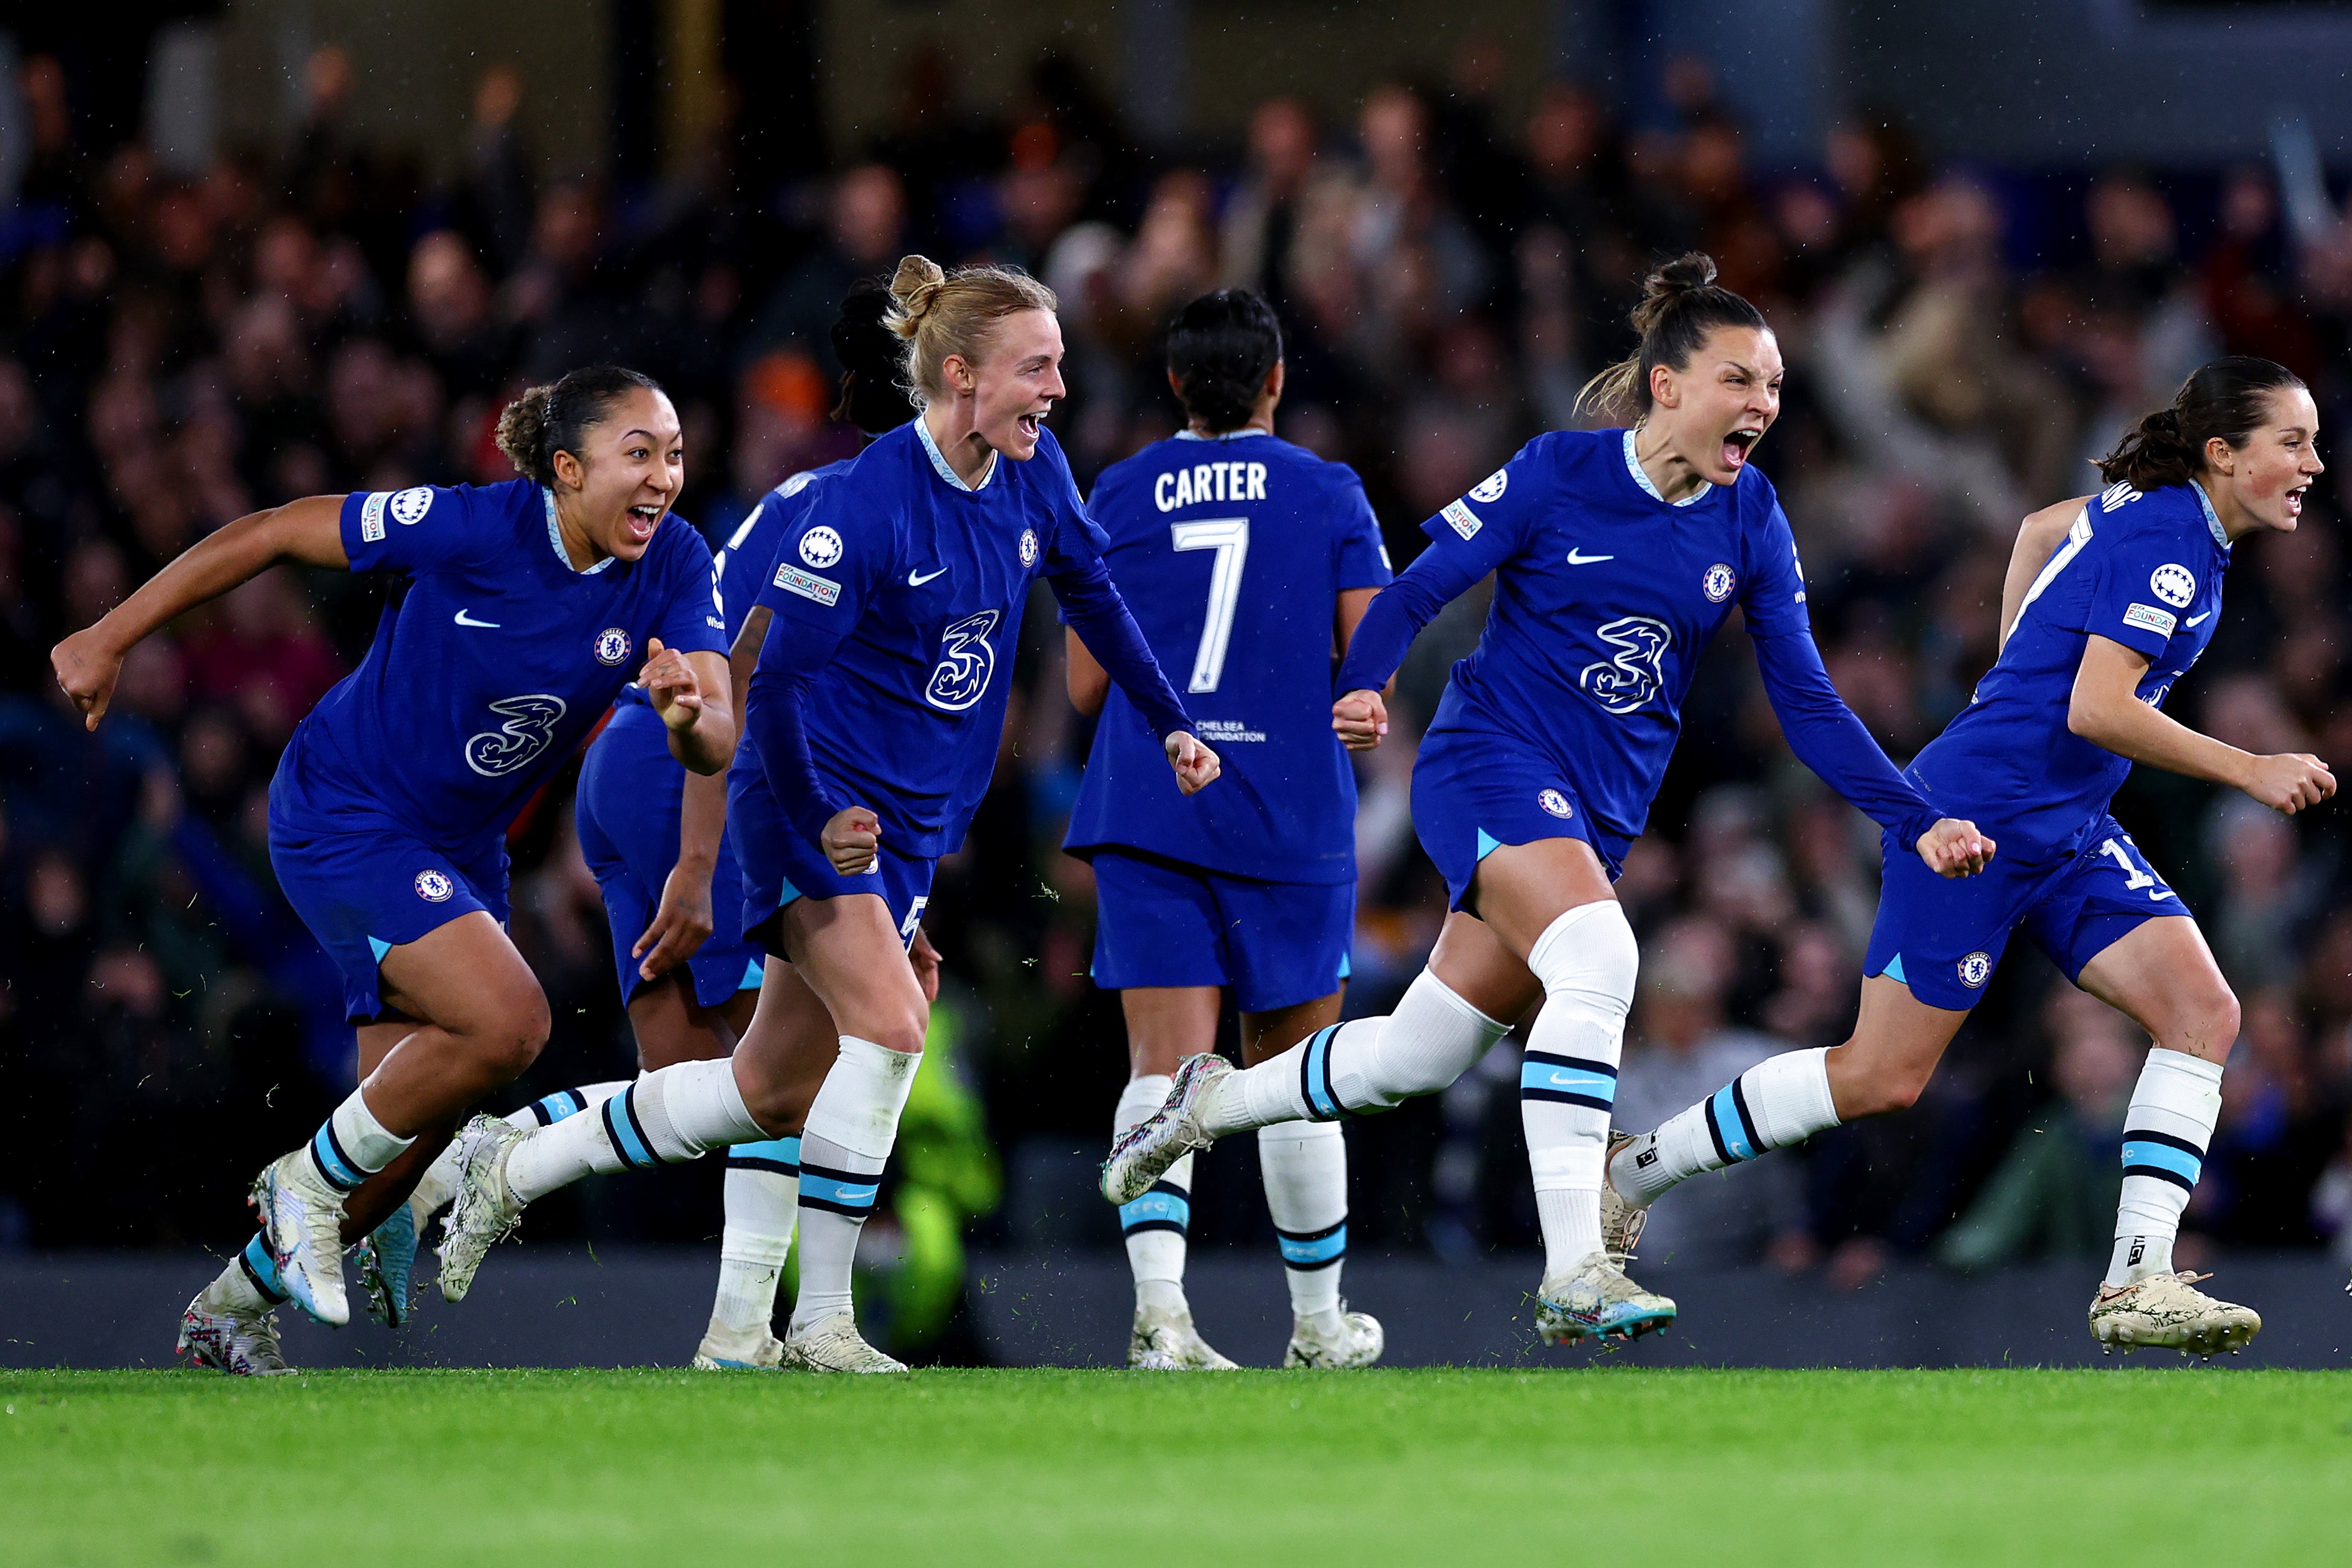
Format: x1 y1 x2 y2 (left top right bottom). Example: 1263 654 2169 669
748 421 1113 858
1063 430 1391 883
272 479 724 844
1910 480 2231 860
1401 429 1817 846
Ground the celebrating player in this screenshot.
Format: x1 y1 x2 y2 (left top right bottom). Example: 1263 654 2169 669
1607 357 2330 1356
1067 291 1392 1370
441 256 1216 1371
51 366 731 1373
1103 253 1991 1347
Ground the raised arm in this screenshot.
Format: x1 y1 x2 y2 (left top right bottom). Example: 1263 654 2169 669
1999 496 2092 649
53 494 349 730
2069 634 2334 813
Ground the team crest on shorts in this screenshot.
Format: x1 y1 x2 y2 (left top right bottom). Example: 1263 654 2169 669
389 487 434 526
799 526 843 568
1957 951 1992 989
593 627 632 665
1538 789 1574 818
1019 528 1040 568
1469 469 1508 503
414 869 455 903
1702 562 1736 603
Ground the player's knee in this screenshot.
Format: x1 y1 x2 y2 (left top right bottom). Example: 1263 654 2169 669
1839 1056 1931 1119
2177 984 2240 1060
471 988 551 1082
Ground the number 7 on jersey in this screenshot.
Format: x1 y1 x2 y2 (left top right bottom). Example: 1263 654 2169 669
1171 517 1249 694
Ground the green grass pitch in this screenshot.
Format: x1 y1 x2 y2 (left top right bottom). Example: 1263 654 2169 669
8 1367 2348 1565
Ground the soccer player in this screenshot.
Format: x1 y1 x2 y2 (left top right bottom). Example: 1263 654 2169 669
51 366 732 1374
1068 291 1392 1370
1606 358 2330 1356
441 256 1216 1371
1103 254 1990 1347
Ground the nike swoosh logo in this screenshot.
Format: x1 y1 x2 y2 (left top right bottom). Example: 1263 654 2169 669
1548 1071 1582 1086
908 567 948 586
1565 549 1615 565
2185 611 2212 626
453 609 501 628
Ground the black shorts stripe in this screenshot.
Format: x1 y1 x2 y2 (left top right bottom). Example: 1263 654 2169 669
2123 1127 2208 1158
1522 1050 1620 1079
1276 1219 1347 1244
2122 1163 2198 1193
725 1156 800 1177
1120 1218 1188 1238
1521 1088 1616 1112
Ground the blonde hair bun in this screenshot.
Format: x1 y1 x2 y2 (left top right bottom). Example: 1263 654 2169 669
886 255 949 338
879 256 1058 409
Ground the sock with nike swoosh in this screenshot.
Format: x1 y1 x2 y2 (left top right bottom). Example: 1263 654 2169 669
1519 902 1638 1278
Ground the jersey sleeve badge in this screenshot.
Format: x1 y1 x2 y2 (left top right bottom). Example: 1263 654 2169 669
775 562 840 607
2149 563 2196 608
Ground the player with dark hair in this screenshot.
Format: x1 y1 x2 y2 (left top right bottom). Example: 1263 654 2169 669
1104 255 1991 1348
52 365 732 1374
442 257 1215 1371
1069 289 1392 1369
1610 356 2330 1357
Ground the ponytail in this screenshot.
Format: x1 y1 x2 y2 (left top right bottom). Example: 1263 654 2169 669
2097 357 2306 491
1575 252 1767 422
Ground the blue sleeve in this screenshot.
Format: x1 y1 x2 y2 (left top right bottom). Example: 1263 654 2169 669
2074 516 2199 660
1334 440 1542 694
1044 471 1192 740
1330 471 1393 591
746 619 852 848
1739 494 1934 842
654 524 728 658
340 485 475 574
752 480 894 635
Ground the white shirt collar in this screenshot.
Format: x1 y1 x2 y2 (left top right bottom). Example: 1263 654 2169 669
544 488 617 574
1174 428 1271 442
2190 479 2230 548
1623 428 1711 508
916 416 997 492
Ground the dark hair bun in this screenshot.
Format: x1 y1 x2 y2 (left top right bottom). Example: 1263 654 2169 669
1631 253 1723 337
493 365 662 485
1577 252 1765 422
2095 356 2303 490
831 279 919 437
1165 290 1283 433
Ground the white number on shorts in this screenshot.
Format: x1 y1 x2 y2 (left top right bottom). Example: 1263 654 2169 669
1578 616 1673 714
2099 836 2174 900
1170 518 1250 693
925 610 1000 711
464 693 569 777
898 895 930 951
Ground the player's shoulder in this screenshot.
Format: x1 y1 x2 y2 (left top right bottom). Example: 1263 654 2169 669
2092 480 2211 546
1091 435 1174 499
644 509 714 574
1516 426 1606 472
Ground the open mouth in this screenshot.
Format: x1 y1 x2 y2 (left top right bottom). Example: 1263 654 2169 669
1721 427 1762 472
1016 409 1048 441
626 502 663 542
2286 481 2309 518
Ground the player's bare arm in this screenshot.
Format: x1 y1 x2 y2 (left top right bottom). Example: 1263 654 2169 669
1997 496 2091 649
2069 633 2333 813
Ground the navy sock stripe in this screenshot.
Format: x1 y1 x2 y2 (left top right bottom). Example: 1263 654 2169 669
1703 1094 1734 1166
1728 1075 1760 1151
1121 1219 1188 1238
2122 1162 2198 1193
1520 1088 1616 1111
238 1236 289 1304
725 1156 801 1177
2122 1127 2208 1158
1275 1219 1346 1243
1521 1050 1620 1079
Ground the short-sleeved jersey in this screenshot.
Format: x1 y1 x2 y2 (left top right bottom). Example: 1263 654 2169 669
1910 481 2231 860
749 421 1109 858
1416 428 1814 846
1063 430 1391 883
272 478 723 844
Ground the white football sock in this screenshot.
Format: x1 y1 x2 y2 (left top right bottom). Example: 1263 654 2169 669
1612 1045 1838 1207
413 1082 628 1216
1114 1076 1192 1313
1196 970 1512 1137
2106 1048 2224 1287
305 1087 415 1193
1519 903 1637 1278
716 1137 801 1333
506 1060 762 1204
1259 1120 1347 1329
789 1039 920 1334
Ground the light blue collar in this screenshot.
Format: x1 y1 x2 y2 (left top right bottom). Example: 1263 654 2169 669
543 488 617 574
2189 479 2230 549
1623 429 1711 508
916 416 996 492
1174 428 1271 442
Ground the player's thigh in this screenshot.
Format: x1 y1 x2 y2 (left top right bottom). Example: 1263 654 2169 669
733 958 845 1131
1423 910 1544 1027
777 892 927 1054
626 972 737 1071
1239 990 1343 1067
2074 916 2239 1064
1467 836 1617 959
1122 986 1223 1078
356 1020 411 1077
1826 974 1971 1119
376 910 549 1059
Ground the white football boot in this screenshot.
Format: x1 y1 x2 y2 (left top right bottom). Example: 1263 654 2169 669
1535 1250 1676 1345
694 1318 787 1370
354 1197 424 1328
781 1311 907 1373
1599 1131 1650 1266
2089 1271 2261 1358
1128 1305 1239 1370
1284 1307 1385 1369
252 1150 350 1327
436 1115 527 1303
177 1288 294 1376
1101 1053 1231 1205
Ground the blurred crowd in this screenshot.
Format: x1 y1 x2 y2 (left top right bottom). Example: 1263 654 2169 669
5 39 2352 1286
